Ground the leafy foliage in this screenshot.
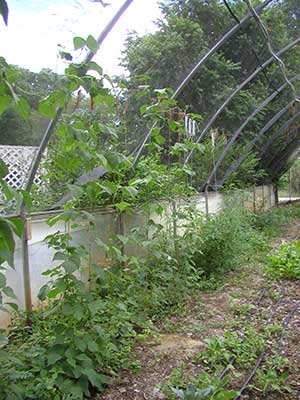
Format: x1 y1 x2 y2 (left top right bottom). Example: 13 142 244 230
267 240 300 280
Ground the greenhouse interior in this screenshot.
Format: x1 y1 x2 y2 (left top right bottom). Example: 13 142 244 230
1 0 300 399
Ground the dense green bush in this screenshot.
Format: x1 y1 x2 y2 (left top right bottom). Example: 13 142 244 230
191 206 266 276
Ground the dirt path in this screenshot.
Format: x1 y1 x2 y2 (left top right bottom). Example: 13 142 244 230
96 222 300 400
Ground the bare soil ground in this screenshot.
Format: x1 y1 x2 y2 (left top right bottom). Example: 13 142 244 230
96 221 300 400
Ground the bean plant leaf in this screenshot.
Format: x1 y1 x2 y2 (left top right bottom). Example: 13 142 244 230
6 302 18 311
0 159 8 178
0 272 6 288
38 96 57 118
115 202 131 212
67 184 84 199
7 217 24 238
62 260 78 274
2 286 17 299
0 217 15 266
0 0 8 25
86 35 98 53
15 98 30 118
73 36 86 50
0 95 10 115
87 61 103 76
38 284 50 301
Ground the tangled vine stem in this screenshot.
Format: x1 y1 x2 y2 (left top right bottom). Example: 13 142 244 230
234 300 300 400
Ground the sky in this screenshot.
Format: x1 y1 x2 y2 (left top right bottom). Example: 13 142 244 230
0 0 162 76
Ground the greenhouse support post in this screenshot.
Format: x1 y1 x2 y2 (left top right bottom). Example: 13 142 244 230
20 204 33 321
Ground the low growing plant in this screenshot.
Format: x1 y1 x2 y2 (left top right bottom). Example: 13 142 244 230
266 240 300 280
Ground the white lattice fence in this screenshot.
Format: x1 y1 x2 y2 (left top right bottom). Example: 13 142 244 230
0 145 43 189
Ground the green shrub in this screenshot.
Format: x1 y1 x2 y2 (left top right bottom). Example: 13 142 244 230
192 206 266 276
266 240 300 280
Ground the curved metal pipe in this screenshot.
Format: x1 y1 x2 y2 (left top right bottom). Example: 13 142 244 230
260 110 300 158
219 100 300 187
184 36 300 165
270 135 300 177
202 81 298 190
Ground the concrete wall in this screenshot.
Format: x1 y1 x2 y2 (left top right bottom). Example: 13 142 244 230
1 185 275 328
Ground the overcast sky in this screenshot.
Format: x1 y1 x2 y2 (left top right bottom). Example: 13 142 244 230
0 0 162 76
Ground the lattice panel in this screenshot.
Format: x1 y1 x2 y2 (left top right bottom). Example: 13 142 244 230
0 145 42 189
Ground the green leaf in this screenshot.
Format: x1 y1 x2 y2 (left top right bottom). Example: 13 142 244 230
87 61 103 76
151 127 165 145
123 186 138 198
8 217 23 238
0 273 6 288
74 337 87 352
38 96 57 118
83 368 110 389
67 184 84 199
86 35 98 53
115 202 131 213
53 252 68 262
98 181 117 195
0 217 15 266
97 153 108 168
73 36 86 50
87 340 98 352
0 0 8 25
6 302 18 312
2 286 17 299
47 351 62 366
15 98 30 118
20 190 32 212
0 159 8 178
62 302 74 316
38 284 50 301
62 260 78 274
0 95 10 115
47 287 62 299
